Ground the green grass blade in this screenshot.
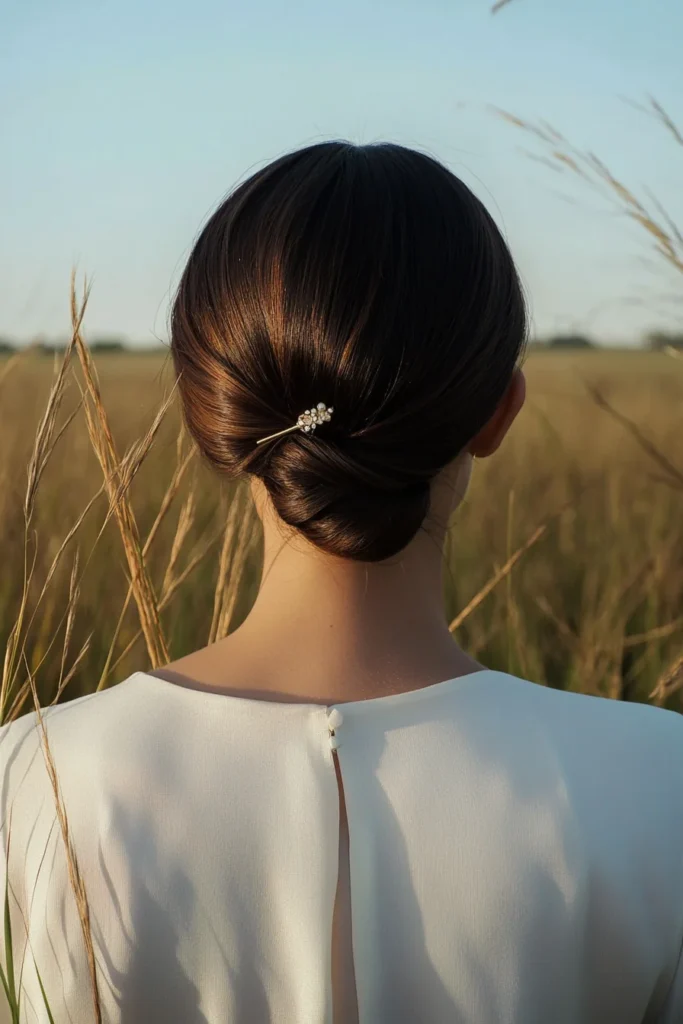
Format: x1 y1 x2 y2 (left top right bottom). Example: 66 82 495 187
0 960 12 1011
3 866 18 1021
33 959 56 1024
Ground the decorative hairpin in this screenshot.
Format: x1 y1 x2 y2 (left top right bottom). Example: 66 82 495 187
256 403 334 446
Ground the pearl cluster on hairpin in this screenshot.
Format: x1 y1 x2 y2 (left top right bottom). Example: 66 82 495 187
255 402 335 446
297 402 334 433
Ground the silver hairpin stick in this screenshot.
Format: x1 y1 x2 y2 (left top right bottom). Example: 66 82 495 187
256 403 334 446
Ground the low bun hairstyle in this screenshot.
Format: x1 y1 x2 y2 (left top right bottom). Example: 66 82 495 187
171 141 527 562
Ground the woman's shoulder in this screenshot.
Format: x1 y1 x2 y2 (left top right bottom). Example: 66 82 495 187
483 669 683 745
474 670 683 804
0 673 144 776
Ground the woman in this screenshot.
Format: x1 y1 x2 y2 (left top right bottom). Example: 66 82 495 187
2 141 683 1024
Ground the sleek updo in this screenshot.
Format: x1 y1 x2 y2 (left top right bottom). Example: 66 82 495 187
171 141 527 561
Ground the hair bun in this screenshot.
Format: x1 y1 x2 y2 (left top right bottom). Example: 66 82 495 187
264 437 431 561
171 140 527 562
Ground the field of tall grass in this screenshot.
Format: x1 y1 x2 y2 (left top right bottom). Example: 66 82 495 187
4 3 681 1014
1 291 682 729
1 112 682 1011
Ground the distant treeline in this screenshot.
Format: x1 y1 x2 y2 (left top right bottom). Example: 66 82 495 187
1 331 683 354
0 337 164 354
529 330 683 351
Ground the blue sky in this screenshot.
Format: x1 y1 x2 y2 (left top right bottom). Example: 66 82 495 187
3 0 682 345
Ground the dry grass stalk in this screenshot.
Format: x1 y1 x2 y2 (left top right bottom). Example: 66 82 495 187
449 521 548 633
1 546 36 725
70 274 169 669
27 486 104 628
535 595 579 650
594 557 656 640
76 379 168 667
215 506 256 640
161 484 198 598
49 635 93 707
58 549 80 695
494 104 683 699
26 658 102 1023
1 318 81 721
24 344 78 527
3 274 176 715
4 632 93 724
583 387 683 697
111 384 179 510
6 485 112 717
586 385 683 490
107 520 228 678
623 617 683 648
97 433 195 691
651 654 683 704
627 96 683 148
207 490 245 646
147 428 195 564
493 105 683 276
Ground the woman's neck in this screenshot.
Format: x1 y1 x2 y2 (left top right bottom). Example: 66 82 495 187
156 493 482 705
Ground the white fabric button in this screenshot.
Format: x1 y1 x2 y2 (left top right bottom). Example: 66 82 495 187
327 708 344 731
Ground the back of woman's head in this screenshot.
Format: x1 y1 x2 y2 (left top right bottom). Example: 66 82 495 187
171 141 527 561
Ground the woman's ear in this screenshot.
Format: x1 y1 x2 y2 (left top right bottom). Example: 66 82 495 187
468 368 526 459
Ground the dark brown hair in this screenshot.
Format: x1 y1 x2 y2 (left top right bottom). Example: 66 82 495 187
171 141 527 561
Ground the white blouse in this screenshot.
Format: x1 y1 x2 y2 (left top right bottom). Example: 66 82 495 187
1 668 683 1023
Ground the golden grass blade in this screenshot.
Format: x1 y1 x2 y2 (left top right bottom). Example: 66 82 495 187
146 440 195 561
78 384 168 663
24 336 76 526
496 106 683 278
4 630 93 724
491 107 559 145
26 657 102 1024
50 633 93 707
208 492 244 646
58 549 80 694
3 487 107 719
535 596 579 650
27 486 104 625
216 507 256 640
592 557 656 640
70 274 169 668
163 522 234 610
5 684 35 727
551 151 590 180
161 485 197 598
644 188 683 251
108 521 226 678
585 384 683 490
623 617 683 647
648 97 683 147
650 653 683 704
1 533 39 725
449 522 548 633
2 316 82 718
97 437 195 691
12 420 194 699
112 382 179 510
139 428 195 568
